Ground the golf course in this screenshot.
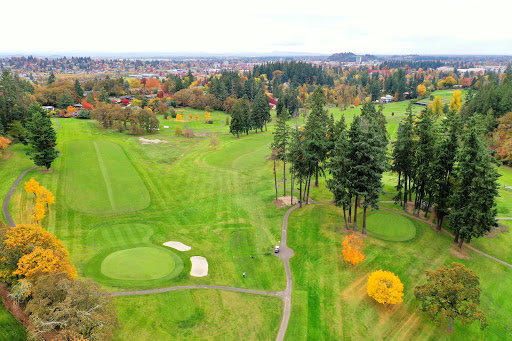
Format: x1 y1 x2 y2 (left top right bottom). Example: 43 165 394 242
2 90 512 340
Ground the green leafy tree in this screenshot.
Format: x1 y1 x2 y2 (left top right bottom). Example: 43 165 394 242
98 87 110 103
252 88 270 131
57 93 74 109
25 104 58 170
450 118 500 247
415 263 487 333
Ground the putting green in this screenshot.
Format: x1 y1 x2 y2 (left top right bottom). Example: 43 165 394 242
62 140 150 214
101 247 176 280
365 212 416 242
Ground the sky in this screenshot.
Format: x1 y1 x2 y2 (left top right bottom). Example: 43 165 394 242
2 0 511 56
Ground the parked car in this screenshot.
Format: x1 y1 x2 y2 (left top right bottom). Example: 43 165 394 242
274 245 280 254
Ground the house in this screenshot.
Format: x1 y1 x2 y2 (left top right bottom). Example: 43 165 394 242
379 95 393 104
42 106 55 111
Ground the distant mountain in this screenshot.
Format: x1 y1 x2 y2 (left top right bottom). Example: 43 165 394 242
327 52 376 62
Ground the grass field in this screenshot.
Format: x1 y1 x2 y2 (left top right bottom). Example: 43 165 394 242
0 304 26 341
1 99 510 340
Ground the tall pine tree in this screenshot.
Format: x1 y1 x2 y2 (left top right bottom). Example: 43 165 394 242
26 104 58 170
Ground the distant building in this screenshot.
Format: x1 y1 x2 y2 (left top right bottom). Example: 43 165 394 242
380 95 393 104
42 106 55 111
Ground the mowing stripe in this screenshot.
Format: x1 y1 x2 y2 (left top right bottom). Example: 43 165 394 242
93 141 117 211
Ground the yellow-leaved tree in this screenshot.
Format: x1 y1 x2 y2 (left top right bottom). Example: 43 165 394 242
450 90 462 112
24 178 40 197
14 246 77 280
417 84 427 97
341 234 365 266
31 203 46 222
432 96 443 115
367 270 404 305
3 224 68 256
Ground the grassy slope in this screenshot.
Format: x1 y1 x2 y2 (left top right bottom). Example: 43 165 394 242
286 204 512 341
0 304 27 341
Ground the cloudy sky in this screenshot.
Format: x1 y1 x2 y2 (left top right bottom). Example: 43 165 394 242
2 0 510 55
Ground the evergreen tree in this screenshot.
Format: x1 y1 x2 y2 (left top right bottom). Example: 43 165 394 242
229 99 246 138
25 104 58 170
391 103 415 210
276 96 285 118
430 111 460 230
74 80 84 98
304 86 330 188
285 86 300 118
288 126 309 208
98 88 110 103
47 72 56 85
327 116 351 228
450 118 500 248
272 111 289 196
241 96 251 135
251 88 268 132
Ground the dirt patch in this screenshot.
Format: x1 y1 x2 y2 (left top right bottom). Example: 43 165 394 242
277 196 298 207
273 200 285 209
0 282 29 328
138 137 167 144
38 169 54 173
450 246 471 259
484 224 509 238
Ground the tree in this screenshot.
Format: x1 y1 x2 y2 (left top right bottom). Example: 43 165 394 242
26 273 119 340
450 118 500 247
252 88 270 131
0 136 10 155
47 72 56 85
74 80 84 98
175 125 183 135
495 112 512 164
450 90 462 112
341 233 365 266
367 270 404 305
415 263 487 333
98 87 110 103
417 84 427 97
24 177 40 197
14 246 77 280
57 93 74 109
391 104 415 210
230 99 248 138
25 104 58 170
272 110 289 196
432 95 443 116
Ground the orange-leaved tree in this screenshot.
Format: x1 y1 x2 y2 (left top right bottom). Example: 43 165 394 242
14 246 77 280
367 270 404 305
0 136 11 155
341 234 365 266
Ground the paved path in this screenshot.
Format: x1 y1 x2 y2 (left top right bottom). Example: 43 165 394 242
381 206 512 269
110 285 284 298
2 119 60 227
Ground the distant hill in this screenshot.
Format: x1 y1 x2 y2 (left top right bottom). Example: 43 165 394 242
327 52 376 62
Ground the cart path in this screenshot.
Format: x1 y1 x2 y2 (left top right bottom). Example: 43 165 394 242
2 119 61 227
110 285 284 298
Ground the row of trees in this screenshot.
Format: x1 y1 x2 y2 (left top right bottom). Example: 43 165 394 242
392 103 500 247
229 89 271 137
0 180 118 340
91 103 160 134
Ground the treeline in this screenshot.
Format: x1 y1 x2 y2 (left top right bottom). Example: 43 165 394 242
229 88 271 137
252 61 334 87
0 70 34 138
91 103 160 134
272 88 500 249
381 60 445 70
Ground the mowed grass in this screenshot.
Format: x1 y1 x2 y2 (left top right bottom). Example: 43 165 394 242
365 211 416 242
114 290 282 341
101 247 178 280
62 140 150 214
286 204 512 340
0 304 26 341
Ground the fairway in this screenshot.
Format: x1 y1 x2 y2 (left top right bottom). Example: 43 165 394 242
101 247 177 280
366 212 417 241
62 140 150 214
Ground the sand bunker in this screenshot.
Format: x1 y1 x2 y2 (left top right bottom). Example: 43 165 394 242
138 137 167 144
278 196 299 206
163 241 191 251
190 256 208 277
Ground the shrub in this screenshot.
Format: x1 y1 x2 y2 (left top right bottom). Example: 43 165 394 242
77 110 91 119
169 108 177 118
205 120 213 124
183 125 194 138
175 125 183 135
